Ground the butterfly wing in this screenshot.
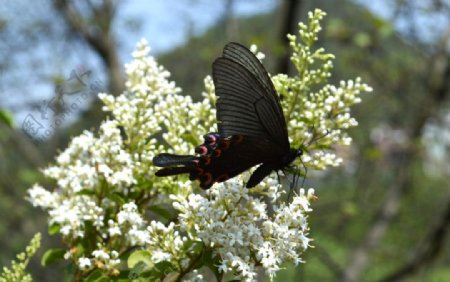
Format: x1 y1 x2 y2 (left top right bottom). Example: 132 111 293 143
153 153 197 167
222 42 285 122
213 42 290 151
154 135 284 189
154 43 295 189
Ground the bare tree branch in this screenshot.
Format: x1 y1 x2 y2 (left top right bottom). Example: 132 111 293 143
276 0 302 75
340 150 413 282
53 0 124 95
4 126 45 168
315 243 345 278
379 191 450 282
223 0 238 41
341 27 450 282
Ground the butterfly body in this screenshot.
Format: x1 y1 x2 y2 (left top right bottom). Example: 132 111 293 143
153 42 302 189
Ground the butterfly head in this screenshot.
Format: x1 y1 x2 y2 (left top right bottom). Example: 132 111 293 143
295 148 303 158
283 148 303 167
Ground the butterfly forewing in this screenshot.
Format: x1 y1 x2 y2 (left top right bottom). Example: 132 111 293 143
213 44 290 151
221 43 289 148
213 58 271 140
222 43 279 103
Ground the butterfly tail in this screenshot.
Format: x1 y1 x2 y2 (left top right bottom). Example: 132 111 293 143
155 166 194 177
154 153 200 180
153 153 197 168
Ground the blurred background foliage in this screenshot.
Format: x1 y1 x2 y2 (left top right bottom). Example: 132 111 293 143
0 0 449 281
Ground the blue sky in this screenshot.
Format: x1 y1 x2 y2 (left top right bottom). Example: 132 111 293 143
117 0 278 58
2 0 446 134
2 0 278 134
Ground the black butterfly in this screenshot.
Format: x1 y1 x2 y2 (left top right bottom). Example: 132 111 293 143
153 42 302 189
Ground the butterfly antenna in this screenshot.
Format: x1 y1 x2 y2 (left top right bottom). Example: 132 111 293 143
293 173 299 199
301 164 307 189
298 157 308 191
306 129 331 147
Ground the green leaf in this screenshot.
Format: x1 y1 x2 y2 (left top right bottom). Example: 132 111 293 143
0 109 14 128
129 262 149 280
128 250 152 268
199 248 221 280
84 269 110 282
76 189 96 196
115 270 133 280
148 205 174 221
181 132 199 146
184 240 203 254
127 252 178 281
108 192 126 206
353 32 371 48
129 260 177 280
41 248 66 266
48 224 61 235
149 261 176 279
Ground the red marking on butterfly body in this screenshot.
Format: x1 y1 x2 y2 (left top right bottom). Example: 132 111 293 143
195 145 208 155
219 139 230 150
200 172 213 187
216 174 229 182
213 149 222 157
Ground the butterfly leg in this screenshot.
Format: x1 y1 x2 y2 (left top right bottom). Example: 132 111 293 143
286 170 294 201
300 162 308 189
276 170 281 188
286 161 307 201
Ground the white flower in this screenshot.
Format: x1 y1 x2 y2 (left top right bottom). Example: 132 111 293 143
128 228 150 245
27 185 58 209
108 225 121 237
152 250 172 263
91 249 121 269
92 249 110 261
78 257 92 270
117 202 144 227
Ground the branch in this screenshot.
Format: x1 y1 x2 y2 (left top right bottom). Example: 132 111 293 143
379 191 450 282
2 124 45 167
341 27 450 282
340 151 412 282
314 243 344 278
53 0 124 94
175 247 204 282
54 0 109 57
276 0 302 74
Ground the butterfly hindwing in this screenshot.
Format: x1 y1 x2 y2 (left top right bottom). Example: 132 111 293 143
153 153 197 167
196 135 282 187
154 135 284 189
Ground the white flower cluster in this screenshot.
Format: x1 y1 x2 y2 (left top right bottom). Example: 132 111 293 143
273 9 372 172
171 176 314 281
99 39 216 187
47 120 134 192
77 248 120 273
145 221 187 265
27 120 135 241
27 9 370 281
26 39 217 277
